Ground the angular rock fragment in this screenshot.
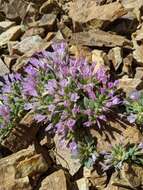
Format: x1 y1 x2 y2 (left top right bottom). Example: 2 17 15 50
0 58 9 75
39 169 70 190
108 47 122 70
74 178 89 190
71 31 132 48
54 135 81 176
1 112 38 152
21 27 45 40
69 1 126 23
118 77 143 95
0 145 49 190
12 35 43 55
0 25 22 47
90 121 143 152
40 0 60 14
37 14 57 29
0 20 15 33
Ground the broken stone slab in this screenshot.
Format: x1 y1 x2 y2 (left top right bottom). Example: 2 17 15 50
39 0 60 14
12 35 43 55
0 20 15 33
1 0 29 20
12 41 51 72
54 135 81 176
110 163 143 189
71 31 132 49
39 169 71 190
21 27 45 40
108 47 123 70
1 111 38 152
0 145 49 190
73 178 89 190
8 41 19 55
69 1 126 24
69 45 92 62
90 120 143 153
0 58 9 75
118 77 143 95
135 67 143 79
37 14 57 29
92 49 110 68
0 25 22 47
3 55 19 69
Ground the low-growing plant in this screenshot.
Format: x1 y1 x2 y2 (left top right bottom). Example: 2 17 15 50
125 91 143 125
102 143 143 171
0 73 26 141
0 42 123 167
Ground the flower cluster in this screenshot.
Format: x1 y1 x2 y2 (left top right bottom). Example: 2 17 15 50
125 91 143 125
0 42 122 166
102 143 143 171
0 73 25 140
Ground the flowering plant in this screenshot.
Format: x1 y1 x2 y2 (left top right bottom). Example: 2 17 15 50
125 91 143 125
102 143 143 171
0 42 122 166
0 73 26 141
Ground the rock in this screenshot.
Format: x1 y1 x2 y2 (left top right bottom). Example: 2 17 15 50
71 31 132 48
69 1 126 24
108 47 123 70
92 49 110 68
108 163 143 189
8 41 19 55
122 54 133 77
135 67 143 79
3 55 18 69
0 25 22 47
0 58 9 75
37 14 57 29
0 20 15 33
69 45 92 62
40 0 60 14
133 45 143 64
90 120 143 152
89 170 107 189
0 145 49 190
12 41 51 72
54 135 81 176
1 0 28 20
1 111 38 152
74 178 89 190
21 27 45 40
118 77 143 95
39 169 70 190
12 35 43 55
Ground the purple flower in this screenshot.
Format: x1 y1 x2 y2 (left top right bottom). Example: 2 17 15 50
34 114 46 123
24 103 33 110
59 79 69 88
48 105 55 112
66 119 76 129
70 93 79 102
69 140 78 154
46 79 57 94
45 123 53 132
129 91 140 100
0 105 10 121
96 68 107 84
55 122 65 134
108 82 114 89
2 84 11 93
22 77 38 97
25 65 37 76
127 114 137 123
111 97 121 105
84 121 92 127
